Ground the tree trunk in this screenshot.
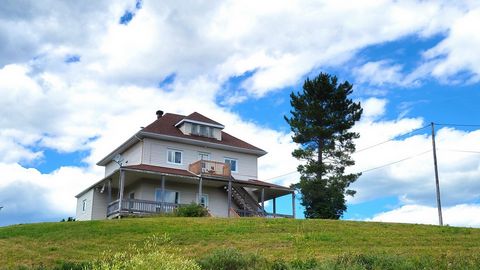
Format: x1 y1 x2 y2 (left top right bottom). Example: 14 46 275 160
318 139 323 181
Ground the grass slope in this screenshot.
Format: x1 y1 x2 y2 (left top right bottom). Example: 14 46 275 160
1 217 479 268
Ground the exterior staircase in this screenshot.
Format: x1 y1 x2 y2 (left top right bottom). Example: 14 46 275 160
226 177 266 217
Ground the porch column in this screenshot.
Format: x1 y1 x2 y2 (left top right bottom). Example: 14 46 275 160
261 188 265 213
292 191 296 219
107 179 112 203
273 198 276 218
198 177 203 204
227 180 232 217
118 169 125 216
161 175 165 213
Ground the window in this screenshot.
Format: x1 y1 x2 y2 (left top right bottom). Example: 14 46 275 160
167 149 182 164
196 193 209 208
155 189 179 204
191 124 213 138
82 199 87 212
224 158 238 173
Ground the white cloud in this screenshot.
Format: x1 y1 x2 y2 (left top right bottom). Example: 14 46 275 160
423 8 480 82
0 0 480 227
369 204 480 227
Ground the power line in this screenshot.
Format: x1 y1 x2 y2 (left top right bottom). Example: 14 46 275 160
353 124 430 154
355 149 432 174
435 123 480 128
439 149 480 154
265 150 432 181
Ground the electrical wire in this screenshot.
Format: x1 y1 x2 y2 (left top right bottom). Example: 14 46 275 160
353 124 430 154
438 149 480 154
435 123 480 128
355 149 432 174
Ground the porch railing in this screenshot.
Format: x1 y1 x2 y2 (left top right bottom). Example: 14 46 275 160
233 208 293 218
107 199 185 217
189 160 231 177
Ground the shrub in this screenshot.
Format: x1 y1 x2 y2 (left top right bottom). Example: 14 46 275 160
197 248 267 270
90 234 200 270
175 203 209 217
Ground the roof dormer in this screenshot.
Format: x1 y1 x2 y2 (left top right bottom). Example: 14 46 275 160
175 112 224 140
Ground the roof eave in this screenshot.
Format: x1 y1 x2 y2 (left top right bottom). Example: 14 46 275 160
96 133 143 166
174 119 225 129
140 131 267 157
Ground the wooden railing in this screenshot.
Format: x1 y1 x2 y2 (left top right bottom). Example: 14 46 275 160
189 160 231 177
107 199 185 217
233 209 294 218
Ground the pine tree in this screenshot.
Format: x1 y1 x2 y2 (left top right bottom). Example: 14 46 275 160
285 72 363 219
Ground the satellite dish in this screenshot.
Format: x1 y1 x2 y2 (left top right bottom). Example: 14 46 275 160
113 154 124 167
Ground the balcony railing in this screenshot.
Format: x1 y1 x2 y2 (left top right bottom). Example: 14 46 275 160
107 199 185 217
189 160 231 177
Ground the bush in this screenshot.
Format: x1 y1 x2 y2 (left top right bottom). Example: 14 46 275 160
90 234 200 270
197 248 267 270
175 203 209 217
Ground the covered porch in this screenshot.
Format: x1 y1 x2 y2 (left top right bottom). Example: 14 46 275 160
95 164 295 219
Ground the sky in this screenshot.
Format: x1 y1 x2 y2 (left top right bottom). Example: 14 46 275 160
0 0 480 227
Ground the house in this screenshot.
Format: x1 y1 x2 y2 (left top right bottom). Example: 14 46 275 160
75 111 295 220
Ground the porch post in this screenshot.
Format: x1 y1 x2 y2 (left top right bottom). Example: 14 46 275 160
118 169 125 216
261 188 265 213
107 179 112 203
227 180 232 217
273 198 276 218
292 191 296 219
161 175 165 212
198 177 203 204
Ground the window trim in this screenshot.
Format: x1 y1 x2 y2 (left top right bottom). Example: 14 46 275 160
82 199 87 212
196 193 209 208
166 149 183 165
224 157 238 173
155 188 180 204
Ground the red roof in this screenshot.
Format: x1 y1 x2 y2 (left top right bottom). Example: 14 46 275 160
124 164 291 190
124 164 197 177
142 112 265 153
183 112 223 126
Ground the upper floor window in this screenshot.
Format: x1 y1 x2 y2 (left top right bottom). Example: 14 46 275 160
224 158 238 173
191 124 214 138
167 149 183 164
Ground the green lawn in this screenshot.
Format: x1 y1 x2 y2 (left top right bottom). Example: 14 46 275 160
0 217 479 268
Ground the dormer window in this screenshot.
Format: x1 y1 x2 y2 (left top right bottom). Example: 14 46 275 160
175 113 225 140
191 124 214 138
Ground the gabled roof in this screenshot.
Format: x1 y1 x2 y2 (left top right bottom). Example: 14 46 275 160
97 112 267 166
178 112 224 128
142 112 264 152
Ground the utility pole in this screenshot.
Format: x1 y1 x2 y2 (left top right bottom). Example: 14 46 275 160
431 122 443 226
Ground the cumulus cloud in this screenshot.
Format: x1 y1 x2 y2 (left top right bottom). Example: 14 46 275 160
1 0 480 227
369 204 480 227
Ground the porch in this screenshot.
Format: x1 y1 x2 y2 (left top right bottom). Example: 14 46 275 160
98 163 295 219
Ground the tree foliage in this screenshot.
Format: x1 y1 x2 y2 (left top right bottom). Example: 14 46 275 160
285 72 363 219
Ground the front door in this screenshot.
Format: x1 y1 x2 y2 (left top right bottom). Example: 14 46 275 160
128 192 135 209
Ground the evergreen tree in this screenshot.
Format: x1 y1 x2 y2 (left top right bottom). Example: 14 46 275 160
285 73 363 219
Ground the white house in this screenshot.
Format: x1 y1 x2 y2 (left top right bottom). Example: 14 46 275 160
75 111 295 220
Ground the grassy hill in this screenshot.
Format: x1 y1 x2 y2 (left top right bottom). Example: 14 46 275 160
1 217 480 269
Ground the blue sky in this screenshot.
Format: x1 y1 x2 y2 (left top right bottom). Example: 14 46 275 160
1 1 480 227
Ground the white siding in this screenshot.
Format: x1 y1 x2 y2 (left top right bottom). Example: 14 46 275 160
142 138 258 180
76 189 94 221
91 189 109 220
134 179 236 217
105 141 143 176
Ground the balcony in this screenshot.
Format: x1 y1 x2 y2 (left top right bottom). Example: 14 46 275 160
189 160 231 177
